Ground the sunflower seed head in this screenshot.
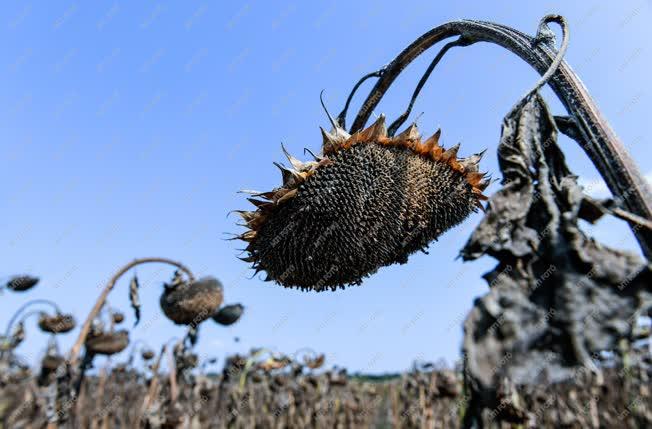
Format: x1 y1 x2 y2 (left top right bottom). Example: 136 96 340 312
235 116 489 291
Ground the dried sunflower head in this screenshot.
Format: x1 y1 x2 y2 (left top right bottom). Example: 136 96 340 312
159 276 224 325
250 371 264 383
236 115 488 291
38 313 76 334
5 275 39 292
111 311 125 324
38 353 65 386
175 351 199 371
85 329 129 356
40 353 65 372
141 348 155 361
304 353 325 370
212 303 244 326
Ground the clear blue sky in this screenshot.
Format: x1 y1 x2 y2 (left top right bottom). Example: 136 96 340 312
1 1 650 373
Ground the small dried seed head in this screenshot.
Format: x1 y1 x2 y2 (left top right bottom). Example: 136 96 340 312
85 330 130 356
6 275 39 292
159 276 224 325
212 303 244 326
236 116 489 291
176 352 199 370
111 311 125 324
41 354 65 372
141 349 155 360
304 353 325 370
37 353 65 386
38 313 76 334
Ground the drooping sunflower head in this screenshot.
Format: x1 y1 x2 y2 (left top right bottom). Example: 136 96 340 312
5 275 39 292
159 276 224 326
38 313 76 334
236 115 489 291
85 329 130 356
212 303 245 326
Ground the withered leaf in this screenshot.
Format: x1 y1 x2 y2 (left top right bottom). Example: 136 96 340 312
129 274 141 326
460 93 652 416
187 326 199 347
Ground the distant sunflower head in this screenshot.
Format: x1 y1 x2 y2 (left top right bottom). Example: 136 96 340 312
212 303 245 326
236 115 489 291
5 275 39 292
85 329 130 356
38 313 76 334
159 276 224 326
141 348 155 361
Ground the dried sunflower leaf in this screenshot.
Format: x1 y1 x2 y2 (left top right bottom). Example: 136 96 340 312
461 93 562 260
11 321 26 347
187 326 199 347
461 93 652 416
129 275 141 326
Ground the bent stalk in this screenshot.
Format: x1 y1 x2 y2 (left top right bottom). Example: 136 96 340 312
346 15 652 258
68 257 195 366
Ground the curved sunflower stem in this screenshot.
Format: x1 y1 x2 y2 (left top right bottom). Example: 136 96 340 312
15 310 48 328
336 69 385 130
68 257 196 366
1 299 62 359
387 36 473 137
348 14 652 258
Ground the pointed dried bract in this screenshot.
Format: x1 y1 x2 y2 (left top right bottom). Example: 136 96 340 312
423 129 441 149
441 143 460 162
357 115 387 142
235 114 489 291
281 143 305 171
460 151 485 173
320 127 350 153
397 123 420 141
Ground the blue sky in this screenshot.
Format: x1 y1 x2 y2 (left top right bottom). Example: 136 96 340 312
1 1 651 373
